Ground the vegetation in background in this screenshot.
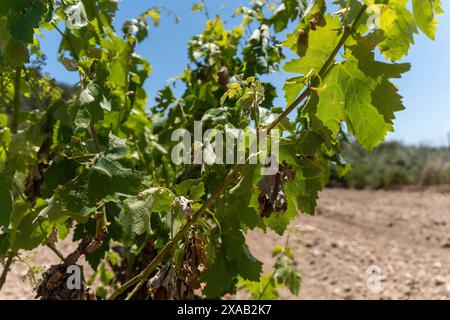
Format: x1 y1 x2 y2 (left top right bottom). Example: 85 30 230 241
329 142 450 190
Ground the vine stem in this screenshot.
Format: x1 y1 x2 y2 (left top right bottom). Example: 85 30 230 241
108 4 368 300
88 125 102 153
257 235 291 300
257 272 276 300
10 67 22 133
0 252 15 291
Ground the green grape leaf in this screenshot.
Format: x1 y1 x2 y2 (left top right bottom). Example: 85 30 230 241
203 214 262 298
346 32 410 127
202 252 237 298
412 0 443 40
316 67 346 136
221 215 262 280
228 162 260 230
42 159 78 199
337 60 391 151
316 59 394 151
39 177 96 224
298 130 324 157
372 79 405 126
108 42 132 88
4 41 29 67
192 2 205 13
239 274 280 300
143 8 161 26
283 14 341 76
274 264 302 296
88 156 142 202
10 199 49 251
283 76 305 106
376 0 418 62
0 0 28 15
173 179 205 201
7 15 34 44
74 106 91 129
7 0 46 44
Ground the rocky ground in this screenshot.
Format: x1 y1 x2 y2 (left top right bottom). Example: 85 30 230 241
1 188 450 300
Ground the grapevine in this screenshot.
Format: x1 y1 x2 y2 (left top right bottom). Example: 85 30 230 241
0 0 443 300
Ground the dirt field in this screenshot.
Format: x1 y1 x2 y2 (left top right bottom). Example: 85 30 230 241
1 188 450 300
245 188 450 300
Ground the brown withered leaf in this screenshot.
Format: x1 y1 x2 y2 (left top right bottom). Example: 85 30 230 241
36 264 95 300
257 160 296 218
47 226 58 245
174 230 207 300
148 263 176 300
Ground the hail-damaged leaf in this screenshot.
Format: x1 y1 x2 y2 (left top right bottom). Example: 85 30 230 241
47 226 58 245
79 83 99 106
175 196 193 220
124 188 175 235
148 263 176 300
64 1 89 30
58 56 78 72
106 133 129 160
100 96 112 112
174 229 208 299
74 107 91 129
257 159 296 218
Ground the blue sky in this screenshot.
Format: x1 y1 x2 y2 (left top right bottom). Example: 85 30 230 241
39 0 450 147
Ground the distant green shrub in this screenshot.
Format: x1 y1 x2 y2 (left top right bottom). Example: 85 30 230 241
329 142 450 189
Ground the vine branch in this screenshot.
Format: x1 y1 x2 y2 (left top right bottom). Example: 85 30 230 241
10 67 22 133
0 252 15 291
